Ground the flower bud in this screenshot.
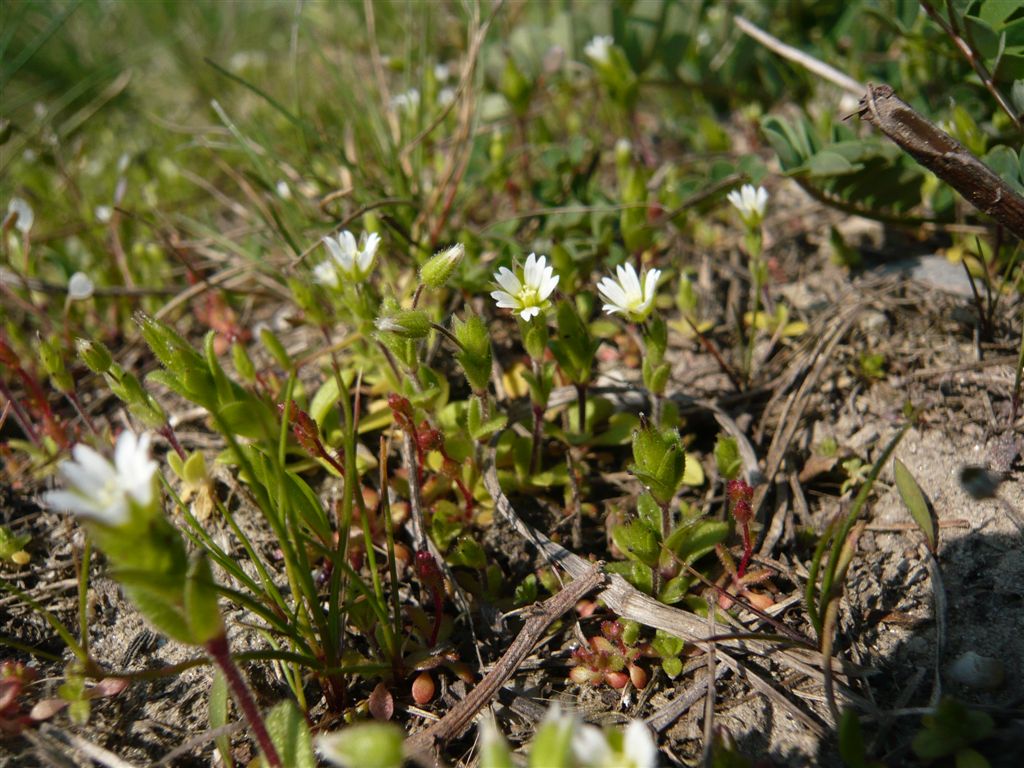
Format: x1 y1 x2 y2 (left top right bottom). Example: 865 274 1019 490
452 315 492 393
39 335 72 393
76 338 113 374
419 243 464 289
375 309 432 339
631 423 686 506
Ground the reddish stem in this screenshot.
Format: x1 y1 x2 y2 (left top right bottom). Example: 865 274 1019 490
205 635 282 768
738 521 752 579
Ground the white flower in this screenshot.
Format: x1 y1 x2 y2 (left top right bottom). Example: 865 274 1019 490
95 205 113 223
6 197 34 234
585 35 614 66
596 263 661 322
438 86 456 107
569 716 657 768
433 63 451 83
43 431 158 526
621 721 658 768
572 723 614 766
726 184 768 228
490 252 559 322
390 88 420 113
313 259 340 288
67 272 95 301
318 230 381 284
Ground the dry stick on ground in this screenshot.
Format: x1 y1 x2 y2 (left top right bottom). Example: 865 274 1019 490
403 563 606 765
856 84 1024 241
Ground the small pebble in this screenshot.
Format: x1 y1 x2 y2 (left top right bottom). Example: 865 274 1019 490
948 651 1004 690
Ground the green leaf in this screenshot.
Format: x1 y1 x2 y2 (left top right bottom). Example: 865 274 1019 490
838 708 867 768
662 656 683 678
714 435 742 481
657 574 693 605
955 748 991 768
667 519 730 565
447 537 487 570
209 671 234 768
528 711 574 768
651 629 685 658
611 521 660 567
264 700 315 768
893 459 936 551
682 452 704 486
984 145 1024 194
807 150 857 177
0 525 30 560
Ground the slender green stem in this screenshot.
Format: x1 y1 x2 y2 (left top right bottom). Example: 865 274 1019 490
743 257 764 383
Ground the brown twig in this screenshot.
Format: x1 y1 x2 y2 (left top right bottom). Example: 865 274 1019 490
856 84 1024 240
403 563 606 764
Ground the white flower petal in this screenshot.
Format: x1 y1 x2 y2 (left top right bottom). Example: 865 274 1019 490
323 236 345 264
362 232 381 258
493 267 522 295
339 230 358 257
523 253 541 289
597 278 629 309
620 263 642 298
490 290 519 308
7 197 34 234
572 724 613 767
314 261 339 287
46 431 157 526
67 272 94 300
623 720 658 768
539 266 559 299
43 489 99 517
519 306 540 321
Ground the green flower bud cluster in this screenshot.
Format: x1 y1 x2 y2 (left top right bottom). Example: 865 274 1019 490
630 421 686 507
39 335 73 394
452 315 492 393
76 337 166 428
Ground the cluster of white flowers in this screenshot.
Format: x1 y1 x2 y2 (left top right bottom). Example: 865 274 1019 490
490 254 661 325
390 88 420 113
315 230 382 286
43 431 158 526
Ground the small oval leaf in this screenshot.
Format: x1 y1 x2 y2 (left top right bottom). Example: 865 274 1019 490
893 459 936 551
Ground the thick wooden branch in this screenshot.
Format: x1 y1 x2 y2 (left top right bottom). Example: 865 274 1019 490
856 84 1024 240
